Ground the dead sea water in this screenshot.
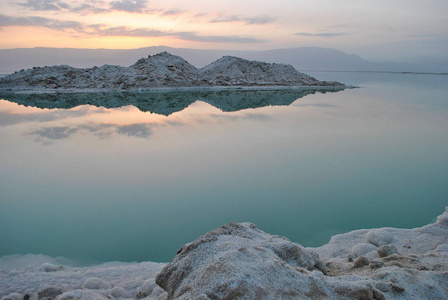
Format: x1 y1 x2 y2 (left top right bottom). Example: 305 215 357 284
0 72 447 263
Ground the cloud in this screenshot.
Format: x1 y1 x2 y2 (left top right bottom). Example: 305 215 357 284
17 0 157 15
294 103 339 108
91 26 168 37
175 32 266 43
210 15 275 25
78 123 115 139
29 122 153 143
0 106 108 127
18 0 69 11
194 12 209 18
89 25 266 43
245 16 276 25
30 126 79 140
80 123 149 139
210 113 272 122
19 0 151 14
109 0 148 13
210 15 240 23
0 14 83 31
116 123 152 138
17 0 109 14
0 110 55 126
295 32 345 38
162 9 185 16
0 13 266 44
70 3 109 14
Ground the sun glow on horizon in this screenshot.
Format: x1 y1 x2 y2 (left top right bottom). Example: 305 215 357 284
0 0 446 60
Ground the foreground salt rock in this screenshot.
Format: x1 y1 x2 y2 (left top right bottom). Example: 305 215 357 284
0 208 447 300
157 208 448 299
156 222 326 299
156 222 389 299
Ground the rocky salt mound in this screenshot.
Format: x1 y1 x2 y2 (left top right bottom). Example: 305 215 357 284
198 55 334 87
1 208 447 300
0 52 344 91
116 52 199 89
0 64 127 90
156 210 448 300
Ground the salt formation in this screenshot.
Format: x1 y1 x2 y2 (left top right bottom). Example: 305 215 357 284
156 222 327 299
1 207 447 299
198 55 325 86
0 52 344 91
156 210 448 299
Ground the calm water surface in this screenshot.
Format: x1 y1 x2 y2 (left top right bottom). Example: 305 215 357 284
0 72 447 263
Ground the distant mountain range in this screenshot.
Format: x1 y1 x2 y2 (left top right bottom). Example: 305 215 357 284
0 46 447 75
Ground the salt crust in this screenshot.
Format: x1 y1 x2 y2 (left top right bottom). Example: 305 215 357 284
0 207 447 299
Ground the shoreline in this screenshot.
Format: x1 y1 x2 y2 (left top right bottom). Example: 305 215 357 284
1 207 447 299
0 84 353 95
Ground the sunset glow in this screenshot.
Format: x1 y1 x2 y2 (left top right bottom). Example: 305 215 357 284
0 0 447 60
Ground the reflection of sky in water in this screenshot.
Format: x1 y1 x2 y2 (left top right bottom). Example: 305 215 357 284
0 75 447 263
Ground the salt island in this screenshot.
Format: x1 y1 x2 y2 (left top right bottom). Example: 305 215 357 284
0 52 346 92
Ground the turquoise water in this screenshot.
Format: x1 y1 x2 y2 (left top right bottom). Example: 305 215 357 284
0 72 447 263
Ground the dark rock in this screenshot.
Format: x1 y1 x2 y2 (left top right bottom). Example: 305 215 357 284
377 244 399 257
391 285 406 293
336 286 385 300
37 285 67 300
135 291 147 299
37 286 66 300
370 260 385 269
354 256 370 268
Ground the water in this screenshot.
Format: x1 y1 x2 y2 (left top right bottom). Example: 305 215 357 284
0 72 447 263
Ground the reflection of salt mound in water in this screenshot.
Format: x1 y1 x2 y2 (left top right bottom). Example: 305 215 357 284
1 208 447 299
0 88 345 116
197 89 338 112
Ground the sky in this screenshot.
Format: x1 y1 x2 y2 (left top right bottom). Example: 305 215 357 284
0 0 447 60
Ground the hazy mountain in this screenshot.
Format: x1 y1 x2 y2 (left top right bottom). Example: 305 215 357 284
0 46 447 74
242 47 374 71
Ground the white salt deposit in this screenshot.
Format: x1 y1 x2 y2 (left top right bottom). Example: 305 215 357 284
365 229 394 246
350 243 377 257
0 260 165 299
0 52 346 91
81 278 112 290
0 207 447 299
39 262 63 272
